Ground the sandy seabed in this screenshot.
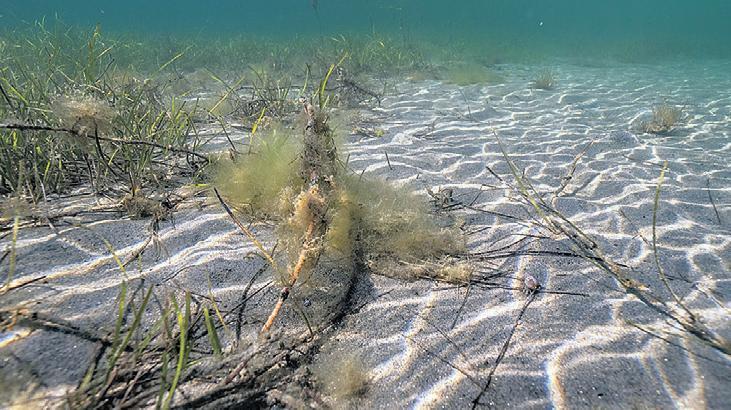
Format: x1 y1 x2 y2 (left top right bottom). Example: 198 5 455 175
2 59 730 408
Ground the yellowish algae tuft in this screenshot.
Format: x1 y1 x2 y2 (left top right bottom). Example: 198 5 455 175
340 175 465 262
434 261 474 284
314 352 369 402
325 190 358 257
51 92 116 135
639 104 683 134
216 125 467 285
215 127 303 218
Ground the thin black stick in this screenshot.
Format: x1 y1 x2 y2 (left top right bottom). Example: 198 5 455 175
553 139 594 199
451 285 471 330
1 275 47 293
234 262 269 340
0 83 17 110
627 320 728 366
0 123 209 163
423 317 472 364
471 292 536 409
213 187 277 269
2 311 124 349
706 178 723 226
408 336 482 388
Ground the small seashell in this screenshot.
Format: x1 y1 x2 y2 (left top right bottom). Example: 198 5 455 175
523 274 540 294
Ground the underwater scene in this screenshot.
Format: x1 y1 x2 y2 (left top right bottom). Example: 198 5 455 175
0 1 729 408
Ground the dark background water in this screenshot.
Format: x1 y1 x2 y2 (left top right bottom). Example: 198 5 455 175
1 0 730 60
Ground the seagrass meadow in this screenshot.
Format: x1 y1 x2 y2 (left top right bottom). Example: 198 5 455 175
0 1 730 409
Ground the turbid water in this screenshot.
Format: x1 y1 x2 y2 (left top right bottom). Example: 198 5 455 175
2 0 731 59
0 1 729 409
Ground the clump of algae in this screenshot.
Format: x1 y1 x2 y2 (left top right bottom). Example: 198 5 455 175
313 352 369 401
215 105 466 300
214 127 303 218
51 92 116 135
119 190 167 219
216 129 465 282
327 175 465 263
638 104 683 135
271 175 467 287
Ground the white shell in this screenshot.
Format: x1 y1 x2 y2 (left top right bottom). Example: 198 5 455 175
524 274 540 291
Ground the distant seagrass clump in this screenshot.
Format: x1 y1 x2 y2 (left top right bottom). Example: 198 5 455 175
637 104 683 135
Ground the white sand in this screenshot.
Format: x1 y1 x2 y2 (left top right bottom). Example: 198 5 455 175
2 60 730 408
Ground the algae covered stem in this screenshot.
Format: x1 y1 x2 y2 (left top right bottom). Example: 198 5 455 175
261 98 339 333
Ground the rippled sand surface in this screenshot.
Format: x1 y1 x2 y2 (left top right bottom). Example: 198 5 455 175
2 60 730 408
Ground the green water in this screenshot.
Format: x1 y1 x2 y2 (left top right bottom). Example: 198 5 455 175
2 0 730 61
